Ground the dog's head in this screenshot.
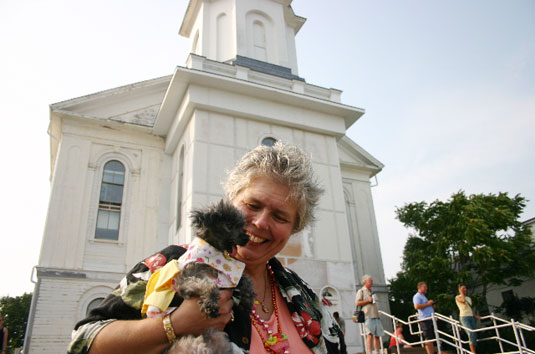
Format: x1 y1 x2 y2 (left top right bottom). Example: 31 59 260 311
190 200 249 253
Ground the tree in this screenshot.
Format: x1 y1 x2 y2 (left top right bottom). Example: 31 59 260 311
0 293 32 353
388 191 535 318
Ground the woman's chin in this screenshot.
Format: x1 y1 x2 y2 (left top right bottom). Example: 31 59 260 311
236 244 266 263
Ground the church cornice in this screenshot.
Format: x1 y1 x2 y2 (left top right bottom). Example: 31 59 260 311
179 0 202 37
280 0 306 34
52 109 154 134
49 76 171 130
50 75 171 111
154 55 364 140
338 136 384 178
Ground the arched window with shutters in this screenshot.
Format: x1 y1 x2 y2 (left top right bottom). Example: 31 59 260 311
95 160 125 240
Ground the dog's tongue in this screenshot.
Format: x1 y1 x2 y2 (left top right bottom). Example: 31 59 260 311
230 246 239 258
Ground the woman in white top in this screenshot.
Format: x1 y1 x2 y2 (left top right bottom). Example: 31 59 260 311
455 284 480 354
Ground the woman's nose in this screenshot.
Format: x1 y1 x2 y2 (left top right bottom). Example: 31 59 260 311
252 209 269 229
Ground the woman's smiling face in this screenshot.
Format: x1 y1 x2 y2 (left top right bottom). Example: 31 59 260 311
231 176 298 268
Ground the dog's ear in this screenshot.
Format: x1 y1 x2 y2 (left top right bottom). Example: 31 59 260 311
190 200 244 234
190 208 205 234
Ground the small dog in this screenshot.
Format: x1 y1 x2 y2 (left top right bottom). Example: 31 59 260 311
154 200 254 354
177 200 255 317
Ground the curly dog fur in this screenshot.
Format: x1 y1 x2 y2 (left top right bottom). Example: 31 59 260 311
171 200 255 353
167 328 234 354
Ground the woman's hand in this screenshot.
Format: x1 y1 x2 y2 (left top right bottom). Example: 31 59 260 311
88 289 235 354
171 289 234 336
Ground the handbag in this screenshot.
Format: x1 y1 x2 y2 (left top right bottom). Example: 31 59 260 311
353 307 365 323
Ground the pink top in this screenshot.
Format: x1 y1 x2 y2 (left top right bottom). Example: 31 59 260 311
250 285 314 353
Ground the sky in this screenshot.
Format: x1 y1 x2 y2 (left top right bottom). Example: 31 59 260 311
0 0 533 297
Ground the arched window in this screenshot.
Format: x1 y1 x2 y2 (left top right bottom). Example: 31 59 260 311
86 297 104 316
95 160 125 240
176 147 185 231
253 20 267 61
320 286 342 313
261 136 277 147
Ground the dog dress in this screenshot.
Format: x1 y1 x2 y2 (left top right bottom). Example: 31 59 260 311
142 237 246 317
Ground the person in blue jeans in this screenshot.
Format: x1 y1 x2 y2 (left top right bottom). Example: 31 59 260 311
413 282 436 354
456 284 480 353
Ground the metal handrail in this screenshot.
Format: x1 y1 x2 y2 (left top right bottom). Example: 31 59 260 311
378 310 534 354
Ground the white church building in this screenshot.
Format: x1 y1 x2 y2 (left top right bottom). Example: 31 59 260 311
24 1 389 353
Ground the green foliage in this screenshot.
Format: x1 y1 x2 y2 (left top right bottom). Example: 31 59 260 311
388 191 535 320
497 294 535 323
0 293 32 353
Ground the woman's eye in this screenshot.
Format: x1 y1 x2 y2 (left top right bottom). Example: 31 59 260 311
273 214 288 223
246 203 260 210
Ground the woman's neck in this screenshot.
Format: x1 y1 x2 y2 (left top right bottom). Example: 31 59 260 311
245 263 268 283
245 262 275 320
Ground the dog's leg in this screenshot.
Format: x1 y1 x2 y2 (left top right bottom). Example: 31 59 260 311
199 282 220 318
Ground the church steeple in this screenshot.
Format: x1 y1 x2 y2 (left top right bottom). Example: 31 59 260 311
179 0 305 76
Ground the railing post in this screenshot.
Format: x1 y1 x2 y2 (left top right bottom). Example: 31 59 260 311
392 318 401 354
491 313 505 353
518 324 527 350
432 313 442 354
418 320 424 348
450 315 461 354
360 322 367 354
511 319 523 354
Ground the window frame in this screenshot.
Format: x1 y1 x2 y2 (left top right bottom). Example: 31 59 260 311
95 160 125 241
89 155 131 244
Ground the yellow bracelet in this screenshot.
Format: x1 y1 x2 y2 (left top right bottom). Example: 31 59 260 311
162 314 176 344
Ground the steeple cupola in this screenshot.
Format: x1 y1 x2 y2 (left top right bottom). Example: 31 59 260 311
179 0 305 75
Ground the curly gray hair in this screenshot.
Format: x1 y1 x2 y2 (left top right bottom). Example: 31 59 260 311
225 141 324 233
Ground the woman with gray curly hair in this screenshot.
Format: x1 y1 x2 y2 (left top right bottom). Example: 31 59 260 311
69 142 343 354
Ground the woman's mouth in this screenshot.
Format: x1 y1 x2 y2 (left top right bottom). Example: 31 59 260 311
247 232 266 244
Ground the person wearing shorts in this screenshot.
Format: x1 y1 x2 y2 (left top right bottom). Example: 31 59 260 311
413 282 436 354
356 275 384 354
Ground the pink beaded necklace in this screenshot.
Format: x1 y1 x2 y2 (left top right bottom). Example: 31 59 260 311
249 264 290 354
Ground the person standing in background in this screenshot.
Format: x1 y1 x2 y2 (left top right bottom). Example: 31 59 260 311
332 312 347 354
413 282 435 354
456 284 480 353
356 275 384 354
333 312 345 336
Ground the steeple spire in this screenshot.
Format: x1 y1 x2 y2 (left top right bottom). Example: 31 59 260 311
179 0 305 76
